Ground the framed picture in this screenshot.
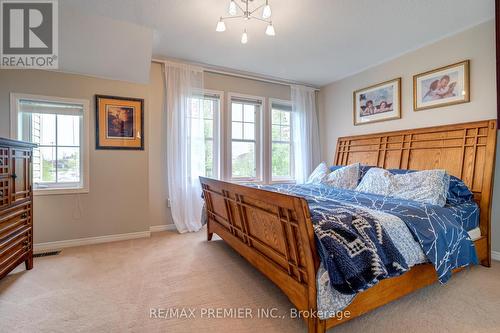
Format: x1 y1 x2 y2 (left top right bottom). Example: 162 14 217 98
413 60 470 111
353 78 401 125
95 95 144 150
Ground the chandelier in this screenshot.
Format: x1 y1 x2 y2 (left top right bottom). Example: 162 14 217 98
216 0 275 44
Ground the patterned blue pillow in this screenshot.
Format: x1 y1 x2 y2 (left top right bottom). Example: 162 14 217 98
388 169 474 204
447 176 474 204
357 168 450 206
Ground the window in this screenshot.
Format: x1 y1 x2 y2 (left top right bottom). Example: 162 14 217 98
271 101 293 181
188 92 221 178
10 94 89 194
229 96 261 180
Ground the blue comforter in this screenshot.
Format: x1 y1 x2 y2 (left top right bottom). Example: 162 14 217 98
251 183 478 294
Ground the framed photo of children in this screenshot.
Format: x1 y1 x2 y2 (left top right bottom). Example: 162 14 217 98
353 78 401 125
413 60 470 111
95 95 144 150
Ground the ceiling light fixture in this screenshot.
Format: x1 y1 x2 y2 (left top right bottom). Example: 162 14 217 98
216 0 276 44
216 18 226 32
228 0 237 16
241 29 248 44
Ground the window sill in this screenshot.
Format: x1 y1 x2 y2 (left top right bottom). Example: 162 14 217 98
34 187 89 196
270 179 296 185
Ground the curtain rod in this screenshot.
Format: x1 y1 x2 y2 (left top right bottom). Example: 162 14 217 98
152 58 320 91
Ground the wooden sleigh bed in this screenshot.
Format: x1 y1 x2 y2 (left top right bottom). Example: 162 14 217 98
200 119 497 333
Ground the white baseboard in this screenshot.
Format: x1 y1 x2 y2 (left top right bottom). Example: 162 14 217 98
150 224 177 232
34 230 151 253
492 251 500 262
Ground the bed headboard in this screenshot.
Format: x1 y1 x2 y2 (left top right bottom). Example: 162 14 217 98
334 120 497 263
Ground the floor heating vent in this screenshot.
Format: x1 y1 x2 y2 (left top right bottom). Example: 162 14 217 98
34 251 61 258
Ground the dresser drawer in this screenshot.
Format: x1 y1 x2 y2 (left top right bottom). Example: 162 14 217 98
0 205 31 242
0 228 30 276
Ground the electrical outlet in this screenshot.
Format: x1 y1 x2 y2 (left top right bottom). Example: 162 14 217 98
167 198 171 207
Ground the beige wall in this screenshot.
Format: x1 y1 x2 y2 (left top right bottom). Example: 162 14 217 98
0 64 163 243
318 20 500 252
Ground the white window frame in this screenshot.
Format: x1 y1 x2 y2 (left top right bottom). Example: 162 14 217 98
269 98 295 183
189 89 223 179
226 93 264 182
10 93 90 196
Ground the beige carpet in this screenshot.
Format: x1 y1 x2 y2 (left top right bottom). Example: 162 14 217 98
1 229 500 333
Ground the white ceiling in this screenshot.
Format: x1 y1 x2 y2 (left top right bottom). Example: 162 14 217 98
61 0 494 87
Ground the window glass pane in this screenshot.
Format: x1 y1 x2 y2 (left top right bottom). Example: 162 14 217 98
17 97 86 190
281 111 290 126
272 125 281 141
57 114 80 146
32 148 41 183
243 123 254 140
204 119 213 138
57 147 80 183
232 103 243 121
38 147 56 183
272 143 291 178
232 142 255 178
203 100 213 119
272 110 281 125
243 105 255 123
232 122 243 140
205 139 213 178
39 113 56 146
281 126 291 141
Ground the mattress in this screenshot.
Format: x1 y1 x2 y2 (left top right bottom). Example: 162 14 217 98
468 227 481 241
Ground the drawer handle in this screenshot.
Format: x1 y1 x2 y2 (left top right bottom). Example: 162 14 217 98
21 213 28 219
11 173 17 180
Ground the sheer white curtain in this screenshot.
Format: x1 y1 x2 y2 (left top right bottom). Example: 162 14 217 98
164 62 205 233
291 85 321 184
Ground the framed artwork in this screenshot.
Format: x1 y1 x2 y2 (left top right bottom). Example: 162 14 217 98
413 60 470 111
353 78 401 125
95 95 144 150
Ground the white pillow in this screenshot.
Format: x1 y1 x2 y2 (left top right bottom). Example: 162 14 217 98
306 162 329 184
355 168 392 196
356 168 450 206
321 163 360 190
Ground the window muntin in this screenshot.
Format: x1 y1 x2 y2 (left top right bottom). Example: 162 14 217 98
230 98 260 180
271 102 293 180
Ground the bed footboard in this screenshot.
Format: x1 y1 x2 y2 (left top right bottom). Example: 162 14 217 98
200 177 324 332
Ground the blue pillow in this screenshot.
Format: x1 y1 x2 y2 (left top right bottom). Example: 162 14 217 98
388 169 474 204
447 176 474 204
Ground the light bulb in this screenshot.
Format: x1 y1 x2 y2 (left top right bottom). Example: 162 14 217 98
265 23 275 36
262 2 272 19
241 30 248 44
229 0 237 15
216 19 226 32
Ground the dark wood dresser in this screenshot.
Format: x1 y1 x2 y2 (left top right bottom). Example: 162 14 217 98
0 138 35 280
